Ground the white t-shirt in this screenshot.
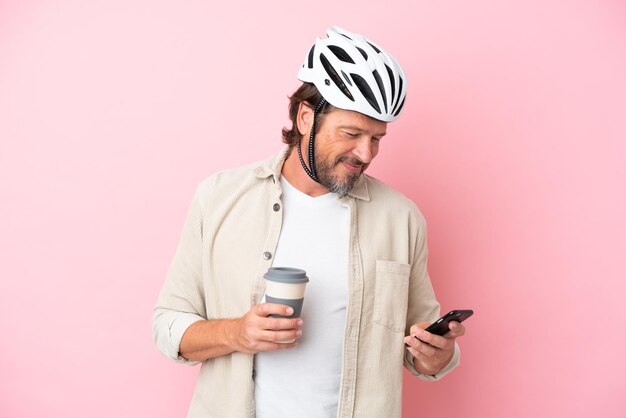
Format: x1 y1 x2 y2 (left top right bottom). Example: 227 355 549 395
254 176 350 418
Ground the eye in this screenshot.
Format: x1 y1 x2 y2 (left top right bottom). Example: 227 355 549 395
342 131 359 138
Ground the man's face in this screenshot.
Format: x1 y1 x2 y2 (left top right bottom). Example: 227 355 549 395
313 108 387 196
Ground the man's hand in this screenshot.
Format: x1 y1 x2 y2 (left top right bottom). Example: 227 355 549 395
230 303 303 354
403 321 465 376
179 303 303 362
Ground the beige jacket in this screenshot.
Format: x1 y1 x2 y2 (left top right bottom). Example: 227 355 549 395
153 149 460 418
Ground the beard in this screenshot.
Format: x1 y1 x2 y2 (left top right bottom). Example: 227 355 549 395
315 153 367 196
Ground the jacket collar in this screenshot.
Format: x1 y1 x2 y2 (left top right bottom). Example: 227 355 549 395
254 148 371 202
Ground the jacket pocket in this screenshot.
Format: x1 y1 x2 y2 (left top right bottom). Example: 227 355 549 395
373 260 410 332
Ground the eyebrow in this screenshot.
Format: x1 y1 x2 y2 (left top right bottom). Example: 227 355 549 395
338 124 387 137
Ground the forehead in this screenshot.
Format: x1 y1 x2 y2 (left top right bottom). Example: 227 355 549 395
323 108 388 136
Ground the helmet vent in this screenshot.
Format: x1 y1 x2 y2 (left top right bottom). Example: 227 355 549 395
341 70 353 86
393 97 405 117
351 73 381 114
392 76 404 113
367 42 381 54
385 64 396 100
372 70 387 112
356 47 368 61
328 46 355 63
307 45 316 69
320 53 355 101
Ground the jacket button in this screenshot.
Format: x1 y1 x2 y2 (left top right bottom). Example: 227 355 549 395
273 203 280 212
263 251 272 260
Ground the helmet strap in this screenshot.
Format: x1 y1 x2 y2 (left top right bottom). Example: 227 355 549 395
297 98 326 184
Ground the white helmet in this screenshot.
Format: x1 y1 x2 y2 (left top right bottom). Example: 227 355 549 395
297 26 408 122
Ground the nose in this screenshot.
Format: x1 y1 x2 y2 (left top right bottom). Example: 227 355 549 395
352 137 374 164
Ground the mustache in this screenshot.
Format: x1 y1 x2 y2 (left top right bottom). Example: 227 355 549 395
336 156 365 167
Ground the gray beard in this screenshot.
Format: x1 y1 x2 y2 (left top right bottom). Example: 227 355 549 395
315 157 362 197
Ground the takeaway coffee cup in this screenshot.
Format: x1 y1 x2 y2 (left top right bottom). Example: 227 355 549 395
263 267 309 343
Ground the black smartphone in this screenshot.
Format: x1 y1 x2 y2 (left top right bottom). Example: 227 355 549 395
424 309 473 336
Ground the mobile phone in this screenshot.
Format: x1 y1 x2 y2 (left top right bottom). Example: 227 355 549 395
424 309 473 336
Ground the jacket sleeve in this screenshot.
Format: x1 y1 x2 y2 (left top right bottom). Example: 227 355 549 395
152 185 208 365
403 211 461 380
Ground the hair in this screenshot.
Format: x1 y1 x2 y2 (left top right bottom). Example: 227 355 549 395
281 82 336 150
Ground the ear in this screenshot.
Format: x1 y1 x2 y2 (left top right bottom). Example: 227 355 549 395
296 102 314 137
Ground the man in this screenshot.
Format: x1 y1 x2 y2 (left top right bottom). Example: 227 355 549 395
153 26 465 418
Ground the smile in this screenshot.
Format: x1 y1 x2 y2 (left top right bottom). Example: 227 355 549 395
341 161 363 174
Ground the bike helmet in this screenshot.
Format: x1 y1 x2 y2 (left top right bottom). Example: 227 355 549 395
297 26 408 122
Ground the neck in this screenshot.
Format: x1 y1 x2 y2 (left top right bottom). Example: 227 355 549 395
282 147 330 197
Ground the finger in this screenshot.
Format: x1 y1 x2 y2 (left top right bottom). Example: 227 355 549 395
259 328 303 343
405 337 437 357
411 350 442 374
254 303 294 317
446 321 465 338
250 340 298 353
262 316 303 331
404 334 423 349
406 346 418 358
417 329 455 349
409 322 430 336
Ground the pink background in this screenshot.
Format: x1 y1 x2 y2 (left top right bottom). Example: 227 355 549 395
1 1 625 417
